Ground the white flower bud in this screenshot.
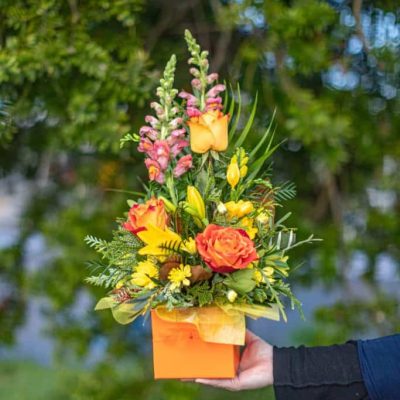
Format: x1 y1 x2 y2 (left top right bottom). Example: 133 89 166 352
217 202 227 215
227 290 238 303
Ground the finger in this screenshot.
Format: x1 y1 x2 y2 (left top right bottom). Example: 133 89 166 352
245 329 260 344
195 378 238 390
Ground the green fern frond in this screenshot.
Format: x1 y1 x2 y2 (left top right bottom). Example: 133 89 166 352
274 182 297 202
84 235 108 254
158 240 183 255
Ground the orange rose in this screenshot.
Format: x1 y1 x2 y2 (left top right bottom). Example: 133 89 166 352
187 110 229 154
123 197 168 235
195 224 258 273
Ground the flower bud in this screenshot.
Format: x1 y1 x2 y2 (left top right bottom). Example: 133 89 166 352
115 280 125 289
187 186 206 220
240 165 248 178
158 196 177 213
256 212 270 224
227 290 238 303
217 202 227 214
191 78 202 90
227 161 240 189
190 67 200 77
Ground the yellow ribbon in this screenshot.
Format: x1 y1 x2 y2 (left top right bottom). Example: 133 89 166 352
155 304 280 346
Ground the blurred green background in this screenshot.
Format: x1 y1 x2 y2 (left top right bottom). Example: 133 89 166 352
0 1 399 399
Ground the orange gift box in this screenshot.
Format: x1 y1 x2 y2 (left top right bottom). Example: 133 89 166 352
151 309 241 379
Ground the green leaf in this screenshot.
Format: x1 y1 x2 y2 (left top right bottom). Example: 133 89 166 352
249 108 276 158
95 296 118 310
224 269 257 295
233 92 258 149
222 80 229 113
228 83 241 140
247 140 283 182
111 300 148 324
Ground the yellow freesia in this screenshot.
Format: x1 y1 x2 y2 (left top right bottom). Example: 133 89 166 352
227 160 240 189
131 260 159 289
225 200 254 219
240 217 258 239
224 200 257 239
253 266 275 284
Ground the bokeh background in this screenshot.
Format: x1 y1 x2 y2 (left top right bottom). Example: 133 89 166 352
0 1 399 399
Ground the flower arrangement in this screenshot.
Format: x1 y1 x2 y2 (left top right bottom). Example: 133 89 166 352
85 31 318 336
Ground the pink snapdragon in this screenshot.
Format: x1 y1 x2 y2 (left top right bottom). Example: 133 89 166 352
145 159 165 184
137 57 194 184
144 115 159 128
170 140 189 157
139 126 158 141
206 73 219 84
138 105 191 183
169 117 183 130
206 84 225 98
173 155 193 178
151 140 170 170
187 107 202 118
179 70 226 115
137 137 153 154
170 128 186 138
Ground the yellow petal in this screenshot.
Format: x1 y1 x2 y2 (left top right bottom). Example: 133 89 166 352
227 162 240 188
188 120 215 154
138 224 182 256
210 114 228 151
200 110 218 125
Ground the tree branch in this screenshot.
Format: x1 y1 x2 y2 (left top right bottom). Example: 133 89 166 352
352 0 369 51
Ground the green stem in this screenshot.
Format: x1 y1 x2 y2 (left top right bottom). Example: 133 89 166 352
166 173 178 205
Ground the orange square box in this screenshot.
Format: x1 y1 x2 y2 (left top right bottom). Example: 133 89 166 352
151 309 241 379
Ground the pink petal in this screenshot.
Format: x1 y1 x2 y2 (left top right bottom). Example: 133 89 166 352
206 84 226 98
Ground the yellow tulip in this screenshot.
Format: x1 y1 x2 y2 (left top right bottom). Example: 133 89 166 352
187 110 229 154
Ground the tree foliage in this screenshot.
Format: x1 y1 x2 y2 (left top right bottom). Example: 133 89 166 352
0 1 399 398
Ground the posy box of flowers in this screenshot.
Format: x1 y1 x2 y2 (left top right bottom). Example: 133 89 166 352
85 30 318 379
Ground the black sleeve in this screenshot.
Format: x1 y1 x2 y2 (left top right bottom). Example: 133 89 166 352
273 341 370 400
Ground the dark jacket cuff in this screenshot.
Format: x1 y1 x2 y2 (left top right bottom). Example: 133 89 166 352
273 341 369 400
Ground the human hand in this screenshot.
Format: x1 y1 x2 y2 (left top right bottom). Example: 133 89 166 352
191 330 274 391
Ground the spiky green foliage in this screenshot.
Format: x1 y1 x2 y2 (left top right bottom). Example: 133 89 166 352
0 100 14 143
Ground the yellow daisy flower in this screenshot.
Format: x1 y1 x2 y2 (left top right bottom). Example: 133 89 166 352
168 264 192 291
